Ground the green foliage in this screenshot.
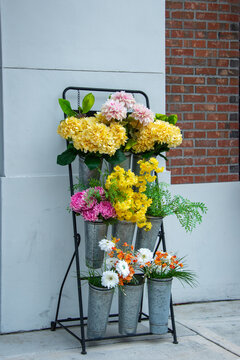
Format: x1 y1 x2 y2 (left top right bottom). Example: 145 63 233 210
58 99 77 117
155 113 178 125
149 268 197 287
105 149 126 165
145 182 207 232
57 143 78 165
84 153 102 170
86 270 104 288
82 93 95 114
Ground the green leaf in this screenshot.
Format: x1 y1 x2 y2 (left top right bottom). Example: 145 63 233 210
106 150 126 165
84 153 101 170
141 150 154 159
58 99 77 117
57 145 78 166
155 113 168 121
78 106 82 113
159 153 168 161
82 93 95 114
168 114 178 125
124 138 137 151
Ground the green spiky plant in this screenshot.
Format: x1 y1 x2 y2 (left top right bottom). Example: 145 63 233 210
145 182 207 232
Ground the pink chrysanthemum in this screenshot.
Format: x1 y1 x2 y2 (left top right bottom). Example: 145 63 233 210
132 103 154 126
110 91 136 109
97 201 117 220
93 186 106 200
70 191 96 213
82 207 100 222
101 99 127 121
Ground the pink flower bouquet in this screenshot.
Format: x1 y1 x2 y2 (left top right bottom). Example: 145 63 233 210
70 186 116 223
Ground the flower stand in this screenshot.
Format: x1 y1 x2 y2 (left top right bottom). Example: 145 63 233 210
50 86 178 355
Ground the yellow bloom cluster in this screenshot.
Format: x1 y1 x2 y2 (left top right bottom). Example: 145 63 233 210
105 158 164 230
57 116 127 156
132 120 182 153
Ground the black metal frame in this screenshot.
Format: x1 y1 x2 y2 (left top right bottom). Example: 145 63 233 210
51 87 178 354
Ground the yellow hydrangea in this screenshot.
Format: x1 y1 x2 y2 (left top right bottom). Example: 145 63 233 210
105 158 164 230
57 116 127 156
132 120 182 153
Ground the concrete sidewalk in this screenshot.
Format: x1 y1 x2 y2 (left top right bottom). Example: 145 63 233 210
0 300 239 360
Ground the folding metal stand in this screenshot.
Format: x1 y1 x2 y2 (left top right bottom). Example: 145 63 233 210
51 87 178 354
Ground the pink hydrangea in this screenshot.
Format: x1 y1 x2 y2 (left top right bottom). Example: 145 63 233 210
94 186 106 200
101 99 127 121
131 103 154 126
82 207 100 222
110 91 136 109
97 201 117 219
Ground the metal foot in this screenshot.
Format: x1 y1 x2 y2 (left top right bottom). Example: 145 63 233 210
81 350 87 355
51 321 56 331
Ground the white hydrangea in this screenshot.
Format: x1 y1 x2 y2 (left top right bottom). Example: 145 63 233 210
136 248 153 266
116 260 130 278
101 270 119 289
99 239 115 252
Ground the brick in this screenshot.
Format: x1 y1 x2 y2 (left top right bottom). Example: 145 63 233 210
184 21 206 30
172 85 194 93
208 41 229 49
218 87 239 94
216 60 229 67
219 14 239 22
166 1 183 9
230 23 239 32
207 113 228 121
184 58 206 66
181 139 194 147
219 32 239 40
196 68 216 75
218 157 238 165
184 77 205 84
195 31 208 39
166 95 182 103
184 40 206 48
171 158 193 166
195 104 216 111
171 176 194 184
170 168 182 176
218 122 230 130
218 69 239 76
207 131 228 138
166 39 183 47
184 113 205 120
217 104 238 112
185 2 207 10
218 139 239 147
218 174 239 182
230 60 239 68
195 50 217 58
219 50 239 58
195 122 216 130
169 103 193 112
183 167 205 175
208 23 228 31
207 95 228 103
171 30 194 38
166 20 183 29
230 165 239 173
208 149 228 156
166 76 182 84
184 149 206 157
184 95 205 102
166 66 171 74
230 96 238 104
171 67 194 74
195 158 216 165
177 122 194 130
172 49 194 57
230 130 239 138
229 113 238 121
184 131 206 138
230 42 239 50
196 12 217 21
196 86 217 94
167 149 183 157
195 139 216 147
230 148 239 155
215 78 228 85
230 78 238 86
196 175 217 183
207 166 228 174
172 11 194 20
207 78 217 85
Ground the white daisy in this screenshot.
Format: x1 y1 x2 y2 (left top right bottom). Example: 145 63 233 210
101 270 119 289
99 239 115 252
136 248 153 266
116 260 130 278
105 257 118 270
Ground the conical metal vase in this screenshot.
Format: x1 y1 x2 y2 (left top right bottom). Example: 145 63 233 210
79 156 102 188
147 277 172 335
109 152 132 173
135 217 163 252
118 276 144 335
84 221 108 269
112 220 136 249
132 154 142 176
87 283 114 339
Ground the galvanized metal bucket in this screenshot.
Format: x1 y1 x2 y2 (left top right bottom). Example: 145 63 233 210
132 154 142 176
112 220 136 249
118 276 144 335
87 283 114 339
84 221 108 269
147 277 172 335
109 152 132 173
135 216 162 252
79 156 102 188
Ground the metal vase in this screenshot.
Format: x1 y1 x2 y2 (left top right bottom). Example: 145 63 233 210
84 221 108 269
118 276 144 335
135 217 163 252
112 220 136 249
109 152 132 173
132 154 142 176
79 156 102 188
87 283 114 339
147 277 172 335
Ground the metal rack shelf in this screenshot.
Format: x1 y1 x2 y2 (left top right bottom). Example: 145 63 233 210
51 87 178 355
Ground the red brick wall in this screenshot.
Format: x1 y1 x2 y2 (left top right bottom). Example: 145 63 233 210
165 0 239 184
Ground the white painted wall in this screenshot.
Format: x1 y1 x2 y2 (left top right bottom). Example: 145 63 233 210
0 0 239 335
